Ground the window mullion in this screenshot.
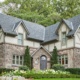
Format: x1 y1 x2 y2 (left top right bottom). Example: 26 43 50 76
15 55 17 65
22 56 24 65
19 56 20 65
64 55 65 65
61 56 62 65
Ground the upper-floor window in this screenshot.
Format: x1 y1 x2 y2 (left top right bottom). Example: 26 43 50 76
58 55 68 65
18 33 23 45
62 32 66 45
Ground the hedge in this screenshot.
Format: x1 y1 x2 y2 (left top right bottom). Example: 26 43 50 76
65 68 80 75
22 73 80 79
0 68 14 74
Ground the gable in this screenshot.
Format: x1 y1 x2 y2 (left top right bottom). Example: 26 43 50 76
16 24 26 33
13 21 29 35
56 19 73 34
59 23 67 32
31 46 51 57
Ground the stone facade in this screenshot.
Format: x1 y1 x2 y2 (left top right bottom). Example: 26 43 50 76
58 48 80 68
73 48 80 68
0 43 80 69
0 43 5 67
58 48 74 68
32 48 51 70
0 43 37 69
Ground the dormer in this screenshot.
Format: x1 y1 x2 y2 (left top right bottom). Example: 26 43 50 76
12 20 29 35
55 19 73 35
55 19 73 46
12 20 29 45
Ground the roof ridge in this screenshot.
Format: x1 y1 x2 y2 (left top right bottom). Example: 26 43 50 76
0 13 45 28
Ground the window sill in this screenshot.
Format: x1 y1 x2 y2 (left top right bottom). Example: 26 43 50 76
62 64 68 68
12 64 23 67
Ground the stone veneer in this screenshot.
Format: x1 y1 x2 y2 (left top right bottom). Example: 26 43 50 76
0 43 37 69
58 48 80 68
73 48 80 68
0 43 80 69
32 48 51 70
0 43 5 67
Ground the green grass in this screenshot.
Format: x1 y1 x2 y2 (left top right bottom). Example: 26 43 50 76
34 78 80 80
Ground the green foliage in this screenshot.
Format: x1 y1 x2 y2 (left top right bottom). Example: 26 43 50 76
24 46 31 69
19 66 29 71
52 64 65 71
23 73 80 79
51 46 58 68
3 69 80 79
65 68 80 75
2 0 80 26
0 68 14 74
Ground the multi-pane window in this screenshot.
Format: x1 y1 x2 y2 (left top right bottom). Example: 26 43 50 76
12 55 24 65
18 33 23 45
62 32 66 45
58 55 68 65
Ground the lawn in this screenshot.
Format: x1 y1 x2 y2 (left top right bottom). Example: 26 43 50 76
34 78 80 80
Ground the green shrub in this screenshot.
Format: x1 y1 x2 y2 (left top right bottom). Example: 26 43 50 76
19 66 29 71
52 64 65 71
65 68 80 75
24 46 31 69
0 68 14 74
22 73 80 79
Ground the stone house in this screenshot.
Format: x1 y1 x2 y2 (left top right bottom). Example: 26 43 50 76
0 13 80 70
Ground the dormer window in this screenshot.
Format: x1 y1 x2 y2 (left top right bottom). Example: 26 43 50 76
62 32 66 45
18 33 23 45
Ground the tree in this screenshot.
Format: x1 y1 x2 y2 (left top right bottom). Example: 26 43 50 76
51 46 58 68
1 0 80 26
24 46 31 69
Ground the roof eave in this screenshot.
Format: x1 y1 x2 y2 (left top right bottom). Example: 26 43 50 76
41 39 58 45
27 37 44 42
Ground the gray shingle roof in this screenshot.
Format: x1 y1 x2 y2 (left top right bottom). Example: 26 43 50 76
0 13 80 43
43 14 80 43
0 13 45 41
44 23 59 42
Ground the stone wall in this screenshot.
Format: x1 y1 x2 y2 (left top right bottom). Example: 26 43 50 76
58 48 74 68
32 48 51 70
0 43 5 67
73 48 80 68
0 76 25 80
0 43 37 69
0 43 80 69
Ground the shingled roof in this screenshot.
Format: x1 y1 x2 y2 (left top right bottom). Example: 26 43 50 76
0 13 45 41
43 14 80 43
0 13 80 43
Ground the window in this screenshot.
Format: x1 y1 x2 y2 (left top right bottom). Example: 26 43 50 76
12 55 24 65
18 33 23 45
58 55 68 65
62 32 66 45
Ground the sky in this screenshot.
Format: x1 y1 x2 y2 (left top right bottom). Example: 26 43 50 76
0 0 5 2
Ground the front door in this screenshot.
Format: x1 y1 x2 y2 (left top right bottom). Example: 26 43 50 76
40 55 47 70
